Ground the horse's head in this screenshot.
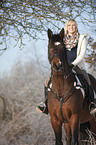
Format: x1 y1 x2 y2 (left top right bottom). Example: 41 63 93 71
48 28 65 71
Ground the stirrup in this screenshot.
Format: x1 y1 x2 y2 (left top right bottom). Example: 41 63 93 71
36 102 48 114
89 102 96 115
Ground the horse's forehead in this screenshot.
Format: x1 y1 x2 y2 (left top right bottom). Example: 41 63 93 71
52 35 61 42
49 35 63 46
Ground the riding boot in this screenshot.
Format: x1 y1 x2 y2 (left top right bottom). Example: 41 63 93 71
36 86 48 115
74 67 96 115
88 85 96 115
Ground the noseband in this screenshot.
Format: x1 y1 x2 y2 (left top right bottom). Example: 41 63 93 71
50 54 63 72
50 54 60 62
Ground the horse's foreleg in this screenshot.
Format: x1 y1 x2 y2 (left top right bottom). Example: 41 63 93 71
70 115 80 145
64 123 71 145
51 116 63 145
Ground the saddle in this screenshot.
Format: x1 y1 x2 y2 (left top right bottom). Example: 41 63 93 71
73 67 91 108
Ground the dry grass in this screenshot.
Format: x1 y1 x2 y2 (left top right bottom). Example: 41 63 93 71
81 129 96 145
0 61 55 145
0 60 95 145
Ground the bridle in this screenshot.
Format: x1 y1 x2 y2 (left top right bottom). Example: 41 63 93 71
49 53 82 122
50 54 60 62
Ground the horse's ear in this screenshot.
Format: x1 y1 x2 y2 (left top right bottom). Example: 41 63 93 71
48 29 53 39
60 28 64 39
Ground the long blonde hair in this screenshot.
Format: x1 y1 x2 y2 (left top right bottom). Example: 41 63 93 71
65 19 78 35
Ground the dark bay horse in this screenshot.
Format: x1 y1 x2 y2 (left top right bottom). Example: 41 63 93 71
47 28 96 145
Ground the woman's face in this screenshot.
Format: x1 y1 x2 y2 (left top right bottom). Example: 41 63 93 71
67 21 76 35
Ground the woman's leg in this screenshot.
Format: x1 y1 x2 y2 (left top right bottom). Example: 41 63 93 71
74 66 96 115
36 75 51 114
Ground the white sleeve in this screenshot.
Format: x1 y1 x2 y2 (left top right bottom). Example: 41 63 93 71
72 37 86 66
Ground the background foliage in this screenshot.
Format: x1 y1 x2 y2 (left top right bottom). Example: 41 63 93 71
0 1 96 47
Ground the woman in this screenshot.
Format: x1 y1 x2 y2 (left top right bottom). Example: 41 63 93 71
36 19 96 115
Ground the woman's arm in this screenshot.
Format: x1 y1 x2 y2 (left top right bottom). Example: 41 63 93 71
72 36 86 66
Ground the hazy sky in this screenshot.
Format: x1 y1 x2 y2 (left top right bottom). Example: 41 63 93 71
0 35 48 77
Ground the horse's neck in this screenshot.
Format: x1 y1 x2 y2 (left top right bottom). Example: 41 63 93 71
52 72 65 97
52 73 74 98
52 63 73 97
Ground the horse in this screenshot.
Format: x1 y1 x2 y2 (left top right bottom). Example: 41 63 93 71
47 28 96 145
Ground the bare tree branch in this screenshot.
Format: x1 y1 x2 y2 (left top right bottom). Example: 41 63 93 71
0 0 96 64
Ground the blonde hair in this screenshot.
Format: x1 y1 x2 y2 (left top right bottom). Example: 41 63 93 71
65 19 78 35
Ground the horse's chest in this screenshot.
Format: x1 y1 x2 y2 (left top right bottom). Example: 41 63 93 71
53 78 64 95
